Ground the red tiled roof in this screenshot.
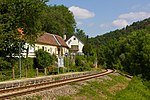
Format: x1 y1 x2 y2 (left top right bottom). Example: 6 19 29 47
55 35 68 48
37 33 68 48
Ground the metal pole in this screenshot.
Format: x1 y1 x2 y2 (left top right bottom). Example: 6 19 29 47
58 57 59 74
58 67 59 74
18 28 23 78
19 42 21 78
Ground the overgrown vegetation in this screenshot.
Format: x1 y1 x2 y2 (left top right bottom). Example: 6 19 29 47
0 57 11 70
0 57 36 81
58 75 150 100
89 18 150 80
74 56 91 71
58 74 129 100
0 0 77 80
114 77 150 100
34 49 55 69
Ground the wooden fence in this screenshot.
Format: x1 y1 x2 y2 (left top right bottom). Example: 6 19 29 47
0 68 48 81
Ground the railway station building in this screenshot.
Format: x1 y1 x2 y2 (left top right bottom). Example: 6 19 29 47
22 33 69 58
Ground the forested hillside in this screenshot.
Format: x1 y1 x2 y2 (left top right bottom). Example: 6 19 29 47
89 18 150 80
89 18 150 46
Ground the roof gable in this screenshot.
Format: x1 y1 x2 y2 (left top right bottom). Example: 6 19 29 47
55 35 68 47
66 35 84 45
37 33 69 48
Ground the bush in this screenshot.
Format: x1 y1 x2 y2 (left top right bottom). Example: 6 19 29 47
114 76 150 99
75 56 86 66
75 56 91 71
0 57 11 70
34 49 54 69
22 57 34 69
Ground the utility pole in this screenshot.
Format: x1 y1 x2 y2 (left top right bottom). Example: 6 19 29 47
18 28 24 78
19 42 21 78
86 35 89 61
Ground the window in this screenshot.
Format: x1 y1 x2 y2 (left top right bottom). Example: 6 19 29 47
55 48 57 54
61 48 63 56
68 40 72 44
45 47 47 51
42 46 44 50
50 48 52 53
71 45 78 51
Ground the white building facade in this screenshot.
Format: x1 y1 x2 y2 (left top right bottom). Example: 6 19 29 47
66 35 84 55
22 33 69 58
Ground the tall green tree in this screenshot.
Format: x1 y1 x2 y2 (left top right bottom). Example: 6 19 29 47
88 18 150 79
121 29 150 78
42 5 76 37
0 0 47 57
98 29 150 79
75 28 87 43
89 18 150 47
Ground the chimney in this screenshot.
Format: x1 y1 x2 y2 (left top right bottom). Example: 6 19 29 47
63 34 66 41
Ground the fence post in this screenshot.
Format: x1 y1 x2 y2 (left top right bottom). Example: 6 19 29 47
44 68 47 76
36 68 38 77
12 67 15 79
25 67 27 78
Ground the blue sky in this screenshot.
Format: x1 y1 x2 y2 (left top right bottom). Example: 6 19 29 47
47 0 150 37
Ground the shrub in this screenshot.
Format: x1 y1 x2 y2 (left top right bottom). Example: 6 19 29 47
114 76 150 99
75 56 91 71
0 57 11 70
22 57 34 69
75 56 86 67
34 49 54 69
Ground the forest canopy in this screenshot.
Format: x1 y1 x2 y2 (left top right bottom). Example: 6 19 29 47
88 18 150 80
0 0 77 71
0 0 76 57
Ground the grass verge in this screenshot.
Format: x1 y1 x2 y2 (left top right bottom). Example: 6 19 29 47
58 74 130 100
114 76 150 100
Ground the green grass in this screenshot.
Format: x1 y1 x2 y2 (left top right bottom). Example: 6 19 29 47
58 96 73 100
58 74 130 100
78 75 129 100
20 74 150 100
58 75 150 100
114 77 150 100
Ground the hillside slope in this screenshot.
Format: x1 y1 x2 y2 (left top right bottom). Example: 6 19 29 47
89 18 150 46
88 18 150 80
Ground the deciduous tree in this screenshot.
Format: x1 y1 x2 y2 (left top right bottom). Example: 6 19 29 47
0 0 47 57
42 5 76 37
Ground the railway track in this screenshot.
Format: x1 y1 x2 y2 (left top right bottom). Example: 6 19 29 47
0 69 114 99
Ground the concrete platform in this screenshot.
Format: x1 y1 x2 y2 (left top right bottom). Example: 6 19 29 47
0 71 101 90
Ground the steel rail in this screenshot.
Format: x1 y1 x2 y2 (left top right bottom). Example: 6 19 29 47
0 69 114 99
0 70 107 94
0 70 108 94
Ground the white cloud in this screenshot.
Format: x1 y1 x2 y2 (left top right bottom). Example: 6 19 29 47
112 19 129 28
99 24 110 28
111 12 150 28
76 21 83 26
69 6 95 19
119 12 150 21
